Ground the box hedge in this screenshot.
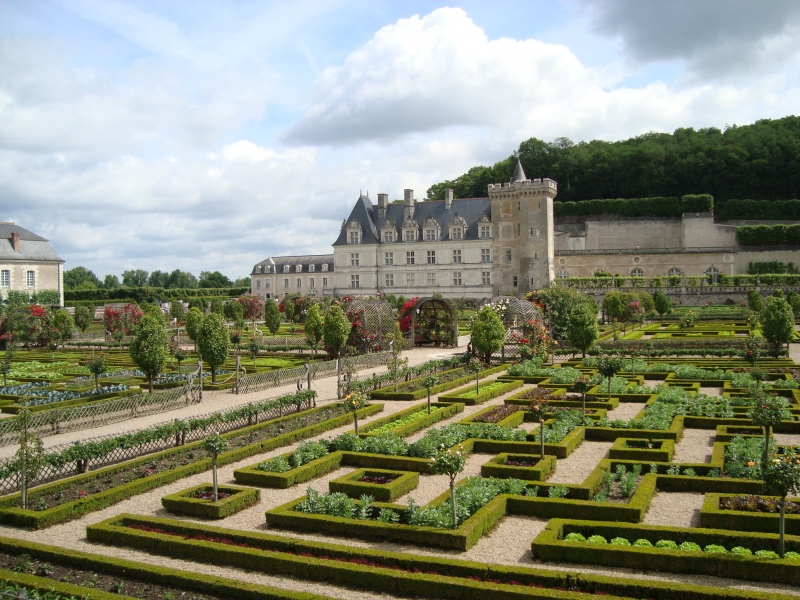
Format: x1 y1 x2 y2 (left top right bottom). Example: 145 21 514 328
369 365 507 401
329 469 419 502
161 484 260 518
438 379 523 405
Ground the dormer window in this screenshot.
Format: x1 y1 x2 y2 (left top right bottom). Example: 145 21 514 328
256 266 261 273
346 219 363 244
349 231 360 244
404 230 416 242
478 213 492 239
283 265 290 273
383 231 394 242
296 265 302 272
309 264 315 272
380 219 396 243
449 213 467 241
425 229 437 241
423 216 440 242
322 264 329 272
451 228 462 240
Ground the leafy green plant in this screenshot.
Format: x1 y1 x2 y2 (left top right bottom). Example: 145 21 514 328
548 485 569 498
202 433 229 502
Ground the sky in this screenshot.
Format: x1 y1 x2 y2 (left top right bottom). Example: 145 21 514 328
2 0 800 281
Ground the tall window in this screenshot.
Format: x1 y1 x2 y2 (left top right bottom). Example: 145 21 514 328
256 279 261 288
630 268 644 277
309 264 315 272
513 276 518 287
451 228 462 240
407 273 415 286
480 225 491 239
283 265 290 273
453 272 462 286
350 253 360 266
322 264 329 272
506 250 512 263
705 266 720 284
453 249 462 264
27 270 36 287
383 231 394 243
406 251 415 265
481 249 491 263
349 231 360 244
350 274 360 288
556 269 569 278
296 278 302 287
296 265 302 272
265 280 271 288
384 252 394 266
427 273 436 286
322 277 328 287
0 270 9 287
668 267 682 276
481 271 491 286
385 273 394 287
309 277 315 288
426 250 436 264
284 278 290 288
404 230 415 242
425 228 437 241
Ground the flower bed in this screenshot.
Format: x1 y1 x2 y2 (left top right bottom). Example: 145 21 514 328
369 365 507 401
438 379 523 405
608 438 674 462
328 469 419 502
161 484 260 519
469 404 522 424
701 492 800 534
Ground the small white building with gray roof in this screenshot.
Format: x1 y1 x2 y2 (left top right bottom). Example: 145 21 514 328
0 222 65 305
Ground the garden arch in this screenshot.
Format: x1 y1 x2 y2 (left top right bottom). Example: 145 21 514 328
479 297 546 360
342 298 396 349
406 297 458 348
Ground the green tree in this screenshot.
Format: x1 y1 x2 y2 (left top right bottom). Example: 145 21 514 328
761 296 795 358
74 306 93 332
385 323 408 391
748 289 764 313
63 267 101 290
264 300 282 337
169 300 185 322
283 300 295 328
167 269 198 289
343 392 367 435
533 287 579 340
248 338 260 369
202 433 229 502
87 356 106 391
431 445 466 529
129 314 169 393
322 304 350 358
750 390 792 474
787 291 800 316
15 409 44 510
148 270 170 288
102 274 120 289
602 291 625 322
122 269 149 287
764 456 800 558
51 309 74 347
572 375 591 425
0 360 10 386
470 306 505 363
188 297 205 312
653 290 671 316
223 300 244 326
197 313 230 382
185 307 204 352
199 271 232 288
209 298 224 315
304 304 324 355
565 303 597 358
597 355 624 399
420 375 438 415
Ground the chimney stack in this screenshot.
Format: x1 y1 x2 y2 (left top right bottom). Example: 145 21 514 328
11 232 19 253
403 189 414 206
444 188 454 210
378 193 388 210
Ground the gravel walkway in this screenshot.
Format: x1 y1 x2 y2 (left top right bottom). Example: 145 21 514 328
672 429 715 463
605 402 645 421
547 441 611 485
644 492 704 528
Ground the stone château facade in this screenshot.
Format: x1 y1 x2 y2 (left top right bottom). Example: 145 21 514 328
251 160 800 299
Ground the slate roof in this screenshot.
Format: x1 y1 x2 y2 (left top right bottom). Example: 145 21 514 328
332 194 492 246
0 222 63 262
252 254 334 275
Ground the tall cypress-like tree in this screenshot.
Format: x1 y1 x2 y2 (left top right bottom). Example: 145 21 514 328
197 313 230 382
264 300 282 336
129 314 169 393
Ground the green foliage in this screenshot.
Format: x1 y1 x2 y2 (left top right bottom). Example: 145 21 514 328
86 356 106 391
295 488 375 520
532 409 583 443
51 310 74 344
737 223 800 245
169 300 185 322
748 290 765 312
73 306 93 333
329 432 410 456
749 392 792 428
565 302 598 357
470 306 505 360
185 308 203 343
760 296 795 357
128 315 170 392
534 287 579 339
322 304 350 358
202 432 229 458
257 440 330 472
264 300 282 337
197 313 230 381
304 303 324 351
653 290 671 316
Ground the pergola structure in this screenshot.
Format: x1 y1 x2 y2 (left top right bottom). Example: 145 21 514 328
406 297 458 348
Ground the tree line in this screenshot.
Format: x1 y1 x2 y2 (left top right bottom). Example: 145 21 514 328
426 116 800 207
64 267 249 291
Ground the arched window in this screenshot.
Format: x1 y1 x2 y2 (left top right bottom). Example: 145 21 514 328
630 268 644 277
668 267 682 277
556 269 569 278
705 266 720 284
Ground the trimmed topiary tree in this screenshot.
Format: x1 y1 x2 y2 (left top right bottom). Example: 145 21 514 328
597 355 624 400
129 314 170 393
566 303 598 358
322 304 350 359
202 433 229 502
264 300 281 337
764 455 800 558
431 444 466 529
87 356 107 391
304 304 324 355
343 391 367 435
197 313 230 383
761 296 795 358
185 307 204 352
470 306 505 363
420 375 439 415
750 390 792 474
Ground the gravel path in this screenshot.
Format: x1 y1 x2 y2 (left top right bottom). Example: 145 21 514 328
672 429 715 463
644 492 704 528
547 441 611 484
605 402 645 421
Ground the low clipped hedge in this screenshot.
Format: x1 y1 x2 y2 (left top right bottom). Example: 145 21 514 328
361 401 462 437
369 365 507 401
481 454 556 481
0 567 128 600
608 438 675 462
438 379 523 405
1 389 140 414
585 415 684 442
700 493 800 535
0 533 327 600
329 469 419 502
532 518 800 586
161 484 260 519
0 402 382 529
234 452 343 489
83 513 794 600
461 405 525 428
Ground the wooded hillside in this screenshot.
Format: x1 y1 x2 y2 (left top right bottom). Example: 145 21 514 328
426 116 800 212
